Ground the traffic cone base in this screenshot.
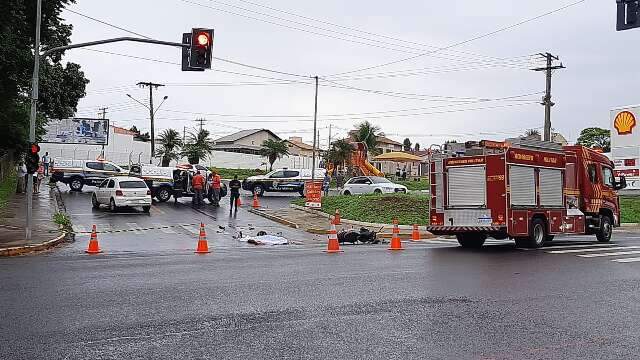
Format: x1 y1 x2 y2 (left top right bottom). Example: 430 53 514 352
85 225 103 254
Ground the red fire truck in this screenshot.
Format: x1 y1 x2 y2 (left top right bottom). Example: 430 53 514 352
426 139 627 248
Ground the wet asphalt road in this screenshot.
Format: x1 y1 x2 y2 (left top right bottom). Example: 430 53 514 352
2 185 640 359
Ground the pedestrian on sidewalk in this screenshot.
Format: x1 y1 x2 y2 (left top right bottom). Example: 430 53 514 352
191 171 205 207
35 162 44 193
211 170 221 207
16 161 26 193
42 152 50 176
228 175 242 215
322 172 331 197
335 170 344 189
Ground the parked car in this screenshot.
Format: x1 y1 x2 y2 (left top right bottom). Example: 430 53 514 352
51 159 125 191
242 168 326 196
92 177 152 213
341 176 407 195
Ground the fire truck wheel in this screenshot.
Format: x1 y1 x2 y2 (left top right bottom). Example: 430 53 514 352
596 215 612 243
456 233 486 248
527 218 547 248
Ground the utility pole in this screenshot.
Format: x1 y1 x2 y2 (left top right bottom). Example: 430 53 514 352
311 76 319 180
532 53 565 142
136 82 164 163
195 118 206 132
183 126 186 143
328 124 332 151
98 107 108 157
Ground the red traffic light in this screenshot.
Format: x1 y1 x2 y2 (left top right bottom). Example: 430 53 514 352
196 32 210 46
30 143 40 154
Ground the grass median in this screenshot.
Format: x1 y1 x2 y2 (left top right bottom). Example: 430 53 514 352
209 168 266 180
621 196 640 223
293 193 429 225
0 172 17 211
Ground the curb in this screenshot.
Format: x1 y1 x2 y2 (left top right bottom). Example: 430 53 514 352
0 232 67 257
248 208 299 229
621 223 640 228
289 204 426 230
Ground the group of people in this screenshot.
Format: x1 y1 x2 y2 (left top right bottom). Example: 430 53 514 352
190 170 242 215
395 165 410 181
16 152 51 194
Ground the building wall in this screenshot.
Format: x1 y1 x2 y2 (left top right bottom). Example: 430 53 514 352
234 131 279 147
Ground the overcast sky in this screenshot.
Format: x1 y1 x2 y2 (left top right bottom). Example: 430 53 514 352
61 0 639 148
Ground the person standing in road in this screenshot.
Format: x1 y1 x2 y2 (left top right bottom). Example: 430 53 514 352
322 172 331 197
211 170 222 207
192 171 205 207
228 175 242 215
42 152 50 176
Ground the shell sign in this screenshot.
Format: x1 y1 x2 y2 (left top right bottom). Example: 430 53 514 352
614 111 636 135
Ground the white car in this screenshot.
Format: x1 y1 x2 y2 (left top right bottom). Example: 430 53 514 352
341 176 408 195
92 177 152 213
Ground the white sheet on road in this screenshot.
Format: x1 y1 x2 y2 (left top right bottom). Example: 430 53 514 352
239 235 289 246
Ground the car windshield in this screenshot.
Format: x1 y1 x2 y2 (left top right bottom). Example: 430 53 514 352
119 181 147 189
370 177 392 184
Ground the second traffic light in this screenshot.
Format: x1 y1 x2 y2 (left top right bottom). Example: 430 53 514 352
26 143 40 174
189 28 214 69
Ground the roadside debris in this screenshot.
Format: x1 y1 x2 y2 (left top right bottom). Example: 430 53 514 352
337 227 382 244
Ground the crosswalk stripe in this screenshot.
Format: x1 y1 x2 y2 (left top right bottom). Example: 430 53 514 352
578 250 640 258
541 243 616 251
547 246 640 254
612 257 640 263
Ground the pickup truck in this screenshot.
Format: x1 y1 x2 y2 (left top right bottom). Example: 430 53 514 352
51 159 126 191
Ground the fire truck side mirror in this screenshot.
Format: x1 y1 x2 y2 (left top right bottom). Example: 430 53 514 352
615 176 628 191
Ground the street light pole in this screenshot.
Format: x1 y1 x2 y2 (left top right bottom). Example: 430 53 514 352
25 0 42 240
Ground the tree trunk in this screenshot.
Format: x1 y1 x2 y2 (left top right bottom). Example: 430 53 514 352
161 157 170 167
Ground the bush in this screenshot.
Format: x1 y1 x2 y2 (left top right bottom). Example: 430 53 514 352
209 168 266 180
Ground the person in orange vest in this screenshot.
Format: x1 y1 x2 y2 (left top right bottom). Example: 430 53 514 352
210 170 222 207
192 171 205 207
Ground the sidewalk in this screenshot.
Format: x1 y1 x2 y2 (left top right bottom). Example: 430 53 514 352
0 183 66 256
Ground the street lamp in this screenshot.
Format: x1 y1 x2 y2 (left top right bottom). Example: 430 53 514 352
125 93 168 164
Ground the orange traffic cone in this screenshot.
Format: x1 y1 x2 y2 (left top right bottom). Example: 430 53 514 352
85 224 103 254
333 209 341 225
388 219 404 251
252 194 260 209
411 224 421 242
195 222 211 254
236 197 242 208
324 223 343 253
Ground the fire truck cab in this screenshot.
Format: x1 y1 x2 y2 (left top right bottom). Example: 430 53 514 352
426 139 627 248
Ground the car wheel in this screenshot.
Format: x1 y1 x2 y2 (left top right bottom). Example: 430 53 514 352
142 206 151 213
456 233 486 248
596 215 612 243
343 190 351 196
109 198 117 212
374 189 382 194
69 177 84 191
156 187 171 202
253 184 265 197
91 194 100 209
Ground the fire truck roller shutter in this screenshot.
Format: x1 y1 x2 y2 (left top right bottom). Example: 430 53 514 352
509 165 536 206
448 166 486 207
435 160 444 211
539 168 563 207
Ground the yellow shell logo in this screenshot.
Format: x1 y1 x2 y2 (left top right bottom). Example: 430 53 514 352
614 111 636 135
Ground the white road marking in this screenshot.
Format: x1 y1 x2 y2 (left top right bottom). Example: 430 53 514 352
578 250 640 258
153 223 176 234
126 223 144 235
612 257 640 263
547 246 639 254
180 224 200 235
541 243 617 250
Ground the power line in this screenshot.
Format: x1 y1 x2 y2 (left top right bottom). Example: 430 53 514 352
65 8 152 39
328 0 587 77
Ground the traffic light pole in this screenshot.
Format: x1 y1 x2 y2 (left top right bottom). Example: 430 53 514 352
26 10 193 238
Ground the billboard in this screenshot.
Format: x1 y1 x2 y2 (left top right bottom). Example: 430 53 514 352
42 118 109 145
610 105 640 190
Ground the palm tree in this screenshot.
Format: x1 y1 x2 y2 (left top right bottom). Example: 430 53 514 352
352 121 382 156
325 139 354 170
181 129 214 164
155 129 183 167
259 139 289 171
524 129 541 138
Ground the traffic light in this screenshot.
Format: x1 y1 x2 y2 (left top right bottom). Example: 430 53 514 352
26 143 40 174
189 28 214 69
617 0 640 31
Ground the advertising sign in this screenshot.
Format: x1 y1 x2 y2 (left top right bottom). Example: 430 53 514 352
611 105 640 190
304 180 323 208
42 118 109 145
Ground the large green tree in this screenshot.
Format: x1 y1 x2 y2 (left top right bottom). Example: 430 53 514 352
259 139 289 171
0 0 89 155
577 127 611 152
181 129 214 164
325 139 354 170
352 121 382 156
403 138 412 152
